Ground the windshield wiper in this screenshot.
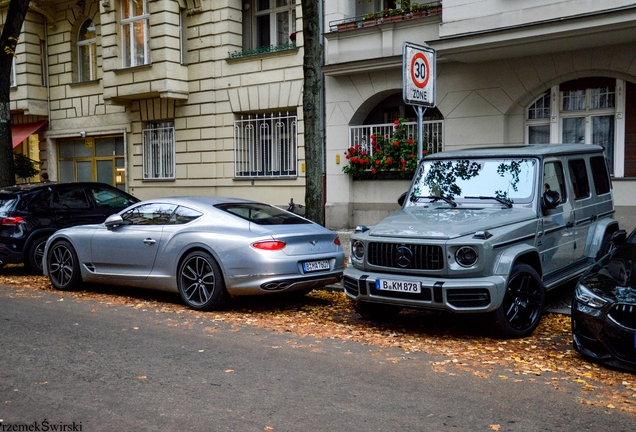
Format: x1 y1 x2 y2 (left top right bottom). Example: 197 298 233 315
412 195 457 207
464 196 513 208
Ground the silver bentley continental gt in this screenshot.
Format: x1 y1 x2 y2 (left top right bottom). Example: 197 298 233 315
42 196 345 311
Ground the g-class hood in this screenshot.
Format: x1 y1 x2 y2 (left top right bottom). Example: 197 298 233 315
368 206 537 239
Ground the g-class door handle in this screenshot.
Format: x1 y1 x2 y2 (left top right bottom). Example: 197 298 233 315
143 238 156 245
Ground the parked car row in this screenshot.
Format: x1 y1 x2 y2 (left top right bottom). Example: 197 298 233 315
0 182 139 273
2 142 635 373
42 195 345 311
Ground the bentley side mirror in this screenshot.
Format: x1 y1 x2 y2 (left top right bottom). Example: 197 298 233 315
105 214 124 230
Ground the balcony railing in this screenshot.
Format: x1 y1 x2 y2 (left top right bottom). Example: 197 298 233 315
228 42 296 60
329 1 442 33
349 121 444 156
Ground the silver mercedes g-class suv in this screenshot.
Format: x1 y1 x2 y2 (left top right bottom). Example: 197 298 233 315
343 144 621 338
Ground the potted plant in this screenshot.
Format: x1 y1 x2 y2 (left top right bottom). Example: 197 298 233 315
342 118 426 180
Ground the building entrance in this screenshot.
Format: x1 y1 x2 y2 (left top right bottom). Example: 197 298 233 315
58 135 127 190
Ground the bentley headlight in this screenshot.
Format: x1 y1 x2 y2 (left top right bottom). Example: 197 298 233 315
351 240 365 261
455 246 478 267
574 282 608 309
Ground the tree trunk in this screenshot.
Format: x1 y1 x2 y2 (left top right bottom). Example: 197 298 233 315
0 0 31 187
301 1 324 225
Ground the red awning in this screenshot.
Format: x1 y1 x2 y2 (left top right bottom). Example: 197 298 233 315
12 121 47 148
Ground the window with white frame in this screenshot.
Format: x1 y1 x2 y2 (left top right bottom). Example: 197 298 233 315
10 56 16 87
40 39 47 87
234 113 298 178
179 9 187 65
78 19 97 81
250 0 296 49
526 92 551 144
121 0 150 67
355 0 404 16
526 78 620 175
143 121 175 180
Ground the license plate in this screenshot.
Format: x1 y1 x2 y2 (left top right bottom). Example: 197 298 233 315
303 260 330 272
376 278 421 293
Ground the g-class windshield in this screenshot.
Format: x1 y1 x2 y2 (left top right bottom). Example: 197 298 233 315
408 158 538 206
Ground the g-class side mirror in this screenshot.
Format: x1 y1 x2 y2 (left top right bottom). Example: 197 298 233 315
398 191 407 207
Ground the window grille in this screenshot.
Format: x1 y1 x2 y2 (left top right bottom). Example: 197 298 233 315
234 113 298 178
142 122 175 180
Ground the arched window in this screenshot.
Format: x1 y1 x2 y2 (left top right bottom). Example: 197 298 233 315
526 78 623 176
527 92 551 144
77 19 97 81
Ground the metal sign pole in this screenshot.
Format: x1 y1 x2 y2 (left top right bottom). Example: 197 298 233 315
416 106 427 160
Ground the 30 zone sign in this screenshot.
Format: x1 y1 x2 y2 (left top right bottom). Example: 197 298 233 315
403 42 436 107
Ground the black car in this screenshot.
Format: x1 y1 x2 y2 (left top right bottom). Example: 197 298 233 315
572 229 636 372
0 182 139 273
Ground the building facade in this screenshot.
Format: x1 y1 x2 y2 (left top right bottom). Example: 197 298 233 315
324 0 636 229
8 0 636 230
7 0 306 206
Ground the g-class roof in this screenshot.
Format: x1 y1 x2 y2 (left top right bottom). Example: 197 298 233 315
424 144 605 160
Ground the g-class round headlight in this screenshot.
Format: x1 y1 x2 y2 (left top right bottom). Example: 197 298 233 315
351 240 365 260
455 246 478 267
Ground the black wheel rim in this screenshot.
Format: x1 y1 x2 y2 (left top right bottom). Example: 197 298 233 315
503 272 542 331
49 245 74 287
34 240 46 271
180 256 215 307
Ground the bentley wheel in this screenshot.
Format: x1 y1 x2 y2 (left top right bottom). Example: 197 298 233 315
47 240 82 291
178 251 229 311
491 263 544 338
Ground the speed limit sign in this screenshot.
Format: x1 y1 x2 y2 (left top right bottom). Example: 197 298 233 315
403 42 436 107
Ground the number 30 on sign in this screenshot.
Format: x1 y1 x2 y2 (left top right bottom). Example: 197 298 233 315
403 42 436 107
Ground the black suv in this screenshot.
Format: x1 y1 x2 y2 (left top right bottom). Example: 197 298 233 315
0 182 139 273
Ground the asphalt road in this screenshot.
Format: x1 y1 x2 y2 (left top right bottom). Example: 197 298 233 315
1 285 633 432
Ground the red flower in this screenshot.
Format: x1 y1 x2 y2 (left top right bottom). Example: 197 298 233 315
375 160 381 165
422 150 427 155
370 134 376 139
386 158 392 164
401 159 406 164
409 153 414 158
407 139 413 144
401 166 406 171
393 119 400 125
371 168 377 174
394 141 399 146
346 154 351 159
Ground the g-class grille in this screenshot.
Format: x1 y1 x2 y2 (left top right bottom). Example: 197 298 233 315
608 303 636 330
367 242 444 270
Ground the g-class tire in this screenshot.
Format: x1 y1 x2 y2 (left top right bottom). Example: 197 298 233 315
490 263 545 338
